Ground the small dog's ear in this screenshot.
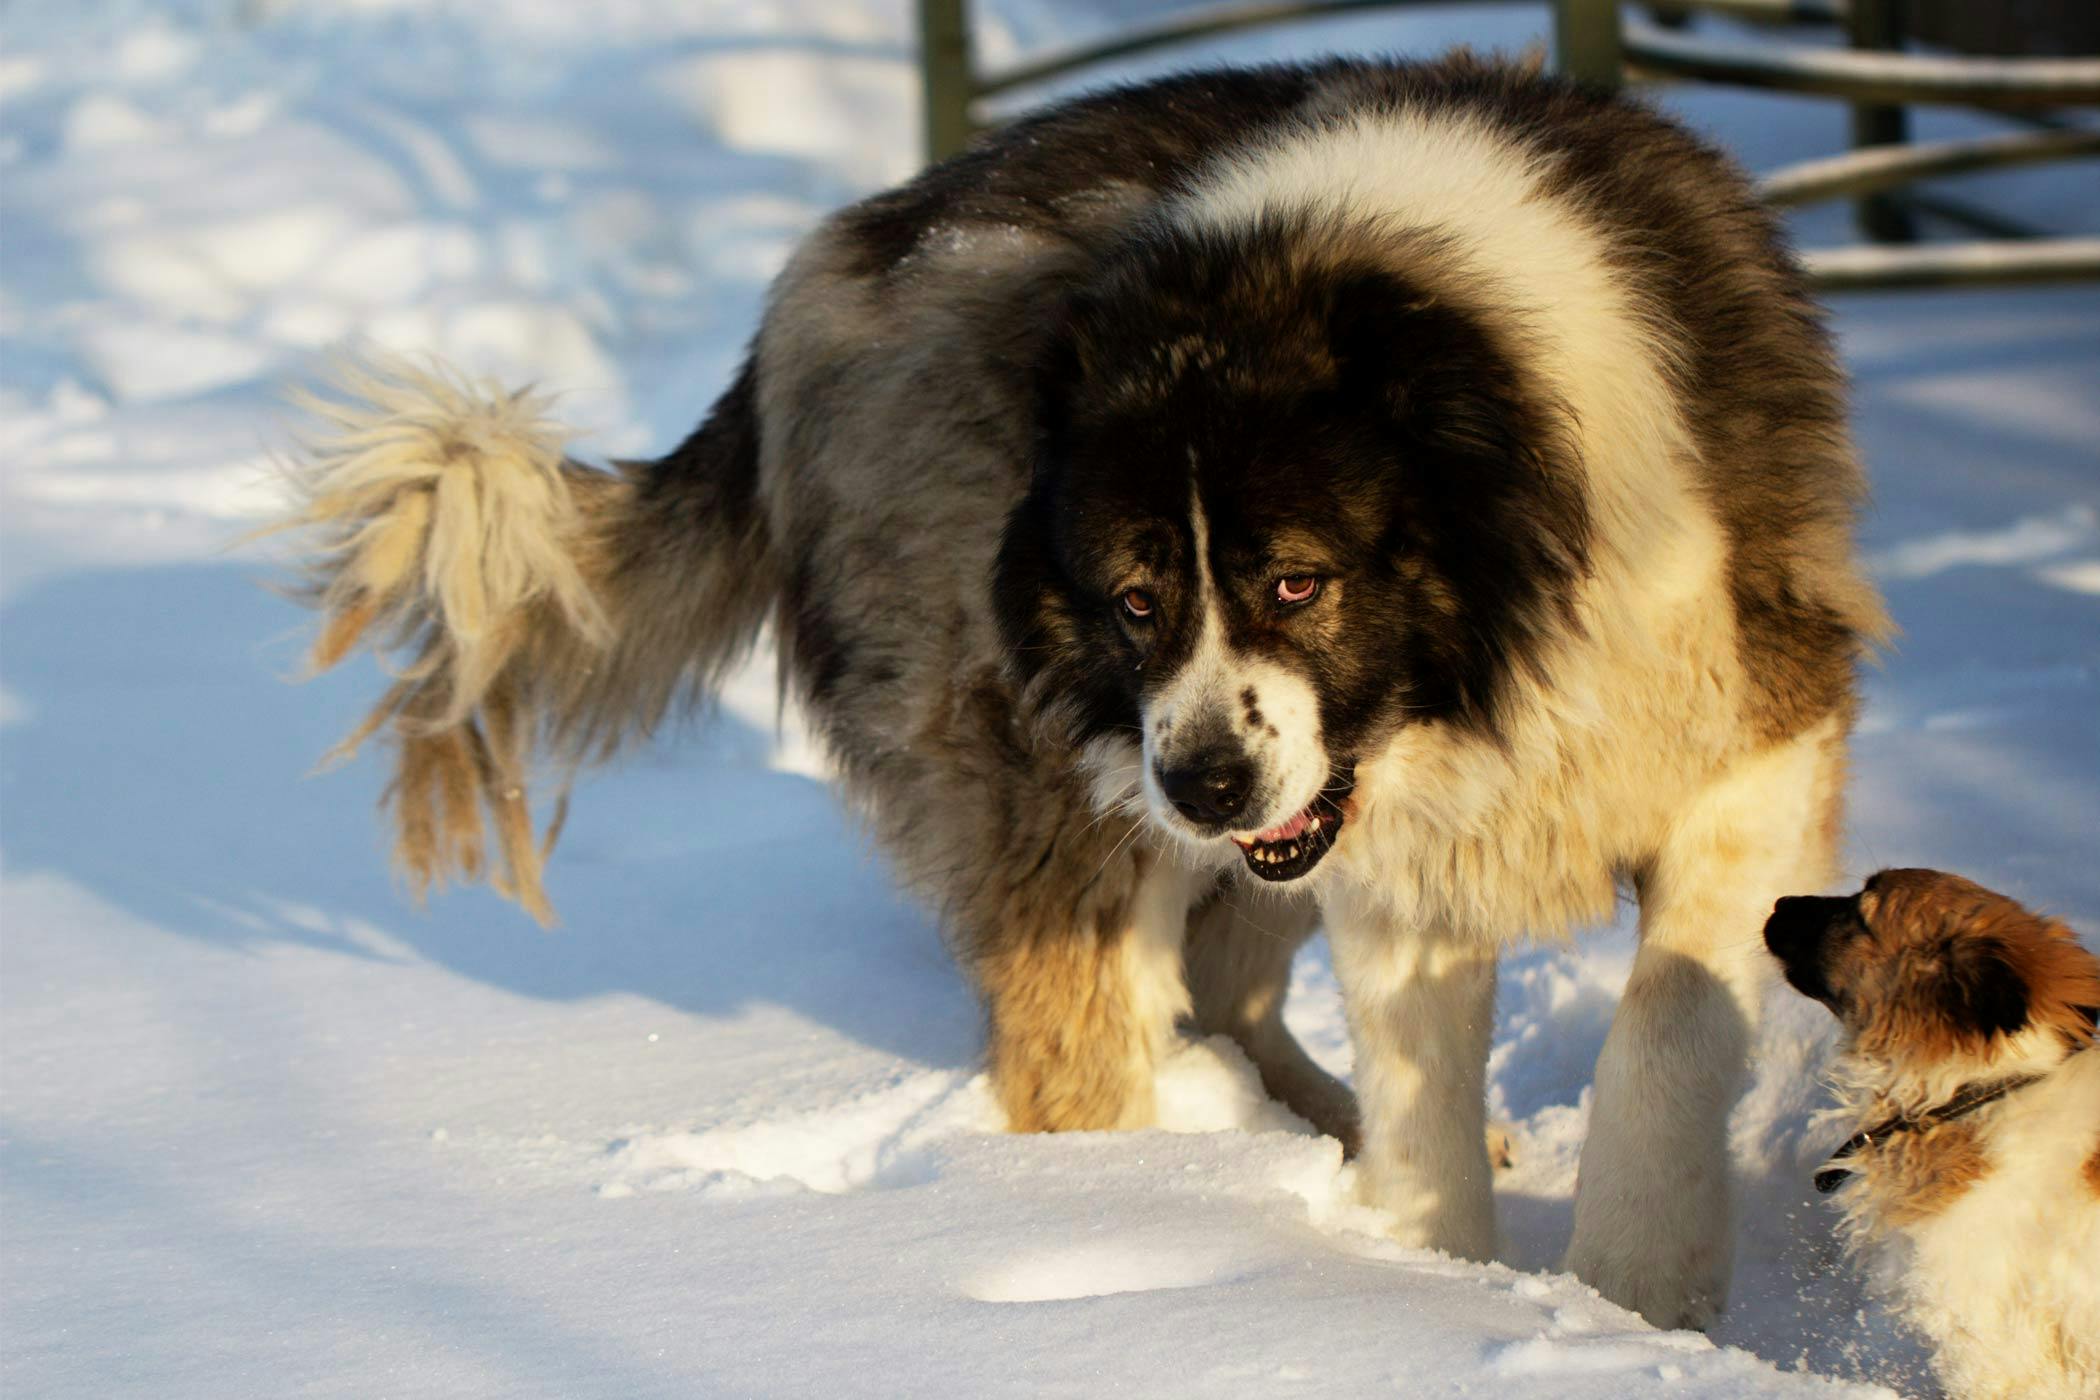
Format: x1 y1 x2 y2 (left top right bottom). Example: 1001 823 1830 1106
1944 937 2031 1041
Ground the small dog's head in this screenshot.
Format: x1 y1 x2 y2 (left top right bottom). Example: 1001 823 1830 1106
1764 869 2100 1070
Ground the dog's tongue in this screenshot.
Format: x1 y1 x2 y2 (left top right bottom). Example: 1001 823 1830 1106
1243 806 1313 846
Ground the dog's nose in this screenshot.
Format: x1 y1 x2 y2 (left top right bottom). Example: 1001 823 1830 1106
1764 896 1809 953
1156 757 1253 827
1764 895 1842 956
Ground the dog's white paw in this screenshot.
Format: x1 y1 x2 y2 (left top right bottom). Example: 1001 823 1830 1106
1355 1150 1499 1262
1562 1232 1726 1332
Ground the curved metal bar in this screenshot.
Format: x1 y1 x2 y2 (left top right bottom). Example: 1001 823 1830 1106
1658 0 1846 23
1760 127 2100 206
1801 237 2100 290
969 0 1846 103
974 0 1525 98
1624 20 2100 106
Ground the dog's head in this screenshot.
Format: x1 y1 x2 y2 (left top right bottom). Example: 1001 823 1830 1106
993 217 1587 881
1764 869 2100 1069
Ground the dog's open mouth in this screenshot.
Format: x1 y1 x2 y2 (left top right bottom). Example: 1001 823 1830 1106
1231 795 1347 882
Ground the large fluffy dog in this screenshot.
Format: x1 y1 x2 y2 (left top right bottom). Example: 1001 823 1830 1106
278 56 1887 1327
1765 871 2100 1398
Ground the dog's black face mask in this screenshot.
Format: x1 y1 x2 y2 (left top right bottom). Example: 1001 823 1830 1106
991 220 1592 878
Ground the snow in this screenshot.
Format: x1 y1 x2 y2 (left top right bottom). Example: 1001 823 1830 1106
2 2 2094 1396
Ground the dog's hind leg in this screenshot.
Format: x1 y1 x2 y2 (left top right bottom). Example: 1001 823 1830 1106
1565 714 1850 1329
1184 885 1359 1152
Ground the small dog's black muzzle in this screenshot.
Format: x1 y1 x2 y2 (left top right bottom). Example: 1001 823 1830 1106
1763 895 1852 1004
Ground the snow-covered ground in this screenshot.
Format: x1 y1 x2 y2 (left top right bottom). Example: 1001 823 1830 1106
3 2 2096 1396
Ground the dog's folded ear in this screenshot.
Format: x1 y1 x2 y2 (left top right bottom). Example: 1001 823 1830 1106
1943 936 2032 1043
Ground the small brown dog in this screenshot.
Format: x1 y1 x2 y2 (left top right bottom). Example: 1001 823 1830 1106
1764 869 2100 1400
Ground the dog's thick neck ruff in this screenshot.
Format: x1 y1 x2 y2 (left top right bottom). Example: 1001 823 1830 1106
1815 1040 2091 1193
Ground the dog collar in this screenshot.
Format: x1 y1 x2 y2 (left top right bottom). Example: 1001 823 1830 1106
1813 1044 2089 1195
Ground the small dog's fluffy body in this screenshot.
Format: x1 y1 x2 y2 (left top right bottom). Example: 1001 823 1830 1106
274 56 1892 1328
1766 870 2100 1400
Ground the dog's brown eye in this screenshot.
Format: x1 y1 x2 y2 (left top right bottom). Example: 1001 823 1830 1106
1275 575 1320 605
1121 588 1155 620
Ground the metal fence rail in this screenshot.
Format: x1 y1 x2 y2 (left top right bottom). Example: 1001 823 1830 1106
1623 19 2100 106
985 0 1528 98
1801 237 2100 289
1760 128 2100 207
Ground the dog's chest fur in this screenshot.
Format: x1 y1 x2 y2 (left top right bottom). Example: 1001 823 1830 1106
1836 1052 2100 1400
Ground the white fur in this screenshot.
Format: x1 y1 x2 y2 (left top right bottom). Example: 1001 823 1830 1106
1222 656 1327 837
269 357 617 924
1829 1041 2100 1399
1178 107 1710 600
1104 851 1207 1129
1325 885 1499 1261
1564 715 1846 1326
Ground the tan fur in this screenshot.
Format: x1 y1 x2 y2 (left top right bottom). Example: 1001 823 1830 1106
1834 870 2100 1070
1998 922 2100 1048
1872 1119 1992 1228
979 856 1163 1134
2084 1140 2100 1199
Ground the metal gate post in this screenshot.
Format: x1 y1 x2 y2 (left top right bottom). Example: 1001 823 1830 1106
1555 0 1624 88
920 0 976 164
1849 0 1918 242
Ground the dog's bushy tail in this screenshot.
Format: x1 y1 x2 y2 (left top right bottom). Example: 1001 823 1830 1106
271 355 775 923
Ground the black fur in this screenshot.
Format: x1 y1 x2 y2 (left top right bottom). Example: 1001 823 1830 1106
1943 937 2033 1041
1765 894 1859 1009
647 351 764 538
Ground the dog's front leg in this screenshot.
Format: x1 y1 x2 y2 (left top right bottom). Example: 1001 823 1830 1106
1565 717 1847 1330
1326 888 1498 1261
974 850 1198 1134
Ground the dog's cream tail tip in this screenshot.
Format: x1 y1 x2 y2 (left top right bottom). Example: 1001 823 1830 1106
271 351 607 682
